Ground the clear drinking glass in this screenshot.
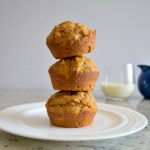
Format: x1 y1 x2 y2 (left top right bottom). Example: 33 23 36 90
101 64 135 100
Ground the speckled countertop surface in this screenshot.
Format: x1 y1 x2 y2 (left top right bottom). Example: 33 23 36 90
0 91 149 150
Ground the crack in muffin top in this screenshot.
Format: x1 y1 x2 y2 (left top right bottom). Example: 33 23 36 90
46 91 96 109
49 55 99 79
47 21 96 44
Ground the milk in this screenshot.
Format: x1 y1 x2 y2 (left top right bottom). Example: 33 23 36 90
101 83 135 98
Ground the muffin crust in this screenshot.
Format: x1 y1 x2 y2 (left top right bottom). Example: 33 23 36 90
45 91 97 128
49 56 100 91
46 21 96 59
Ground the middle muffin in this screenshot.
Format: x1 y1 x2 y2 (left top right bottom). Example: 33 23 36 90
49 55 100 91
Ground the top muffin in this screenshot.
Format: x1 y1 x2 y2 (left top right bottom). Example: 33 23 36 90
46 21 96 59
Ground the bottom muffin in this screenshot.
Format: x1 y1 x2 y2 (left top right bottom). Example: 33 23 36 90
45 91 97 128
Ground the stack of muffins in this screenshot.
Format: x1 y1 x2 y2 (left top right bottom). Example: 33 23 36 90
45 21 99 128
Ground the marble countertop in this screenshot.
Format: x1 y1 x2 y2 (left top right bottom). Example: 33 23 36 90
0 91 149 150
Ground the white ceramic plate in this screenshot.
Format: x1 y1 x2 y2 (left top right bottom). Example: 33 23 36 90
0 102 148 141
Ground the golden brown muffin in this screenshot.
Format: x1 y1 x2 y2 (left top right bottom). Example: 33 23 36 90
48 56 100 91
45 91 97 128
46 21 96 59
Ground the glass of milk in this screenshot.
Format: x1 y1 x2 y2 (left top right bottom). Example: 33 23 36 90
101 64 135 100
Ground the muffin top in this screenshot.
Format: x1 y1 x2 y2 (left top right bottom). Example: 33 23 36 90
45 91 96 114
49 56 99 77
46 20 96 45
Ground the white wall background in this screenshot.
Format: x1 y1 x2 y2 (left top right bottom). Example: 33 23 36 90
0 0 150 95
